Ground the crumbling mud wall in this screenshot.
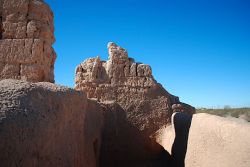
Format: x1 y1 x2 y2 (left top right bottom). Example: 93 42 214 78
0 0 56 82
75 42 195 137
0 79 103 167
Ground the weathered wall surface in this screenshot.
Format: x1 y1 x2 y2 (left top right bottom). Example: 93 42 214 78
0 79 103 167
0 1 197 166
99 102 171 167
156 113 250 167
75 42 195 137
0 0 56 82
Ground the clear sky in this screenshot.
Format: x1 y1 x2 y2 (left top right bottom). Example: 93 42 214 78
45 0 250 108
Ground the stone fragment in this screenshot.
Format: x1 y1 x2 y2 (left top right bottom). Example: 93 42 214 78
137 64 152 77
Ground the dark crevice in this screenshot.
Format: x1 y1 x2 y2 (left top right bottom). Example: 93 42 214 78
26 0 32 38
93 139 99 162
135 63 138 76
42 41 45 52
171 112 193 167
18 64 21 76
0 16 3 39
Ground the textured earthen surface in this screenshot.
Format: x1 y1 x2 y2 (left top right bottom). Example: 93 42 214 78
0 0 56 82
75 42 195 137
99 102 171 167
0 79 103 167
156 113 250 167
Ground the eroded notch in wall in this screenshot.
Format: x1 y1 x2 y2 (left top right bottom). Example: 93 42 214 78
0 16 3 39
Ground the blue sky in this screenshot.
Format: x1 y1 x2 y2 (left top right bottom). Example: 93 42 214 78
45 0 250 108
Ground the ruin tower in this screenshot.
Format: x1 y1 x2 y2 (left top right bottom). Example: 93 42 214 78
0 0 56 82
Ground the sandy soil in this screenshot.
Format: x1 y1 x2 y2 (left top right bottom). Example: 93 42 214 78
156 113 250 167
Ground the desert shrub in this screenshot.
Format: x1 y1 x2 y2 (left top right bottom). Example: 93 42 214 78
196 108 250 122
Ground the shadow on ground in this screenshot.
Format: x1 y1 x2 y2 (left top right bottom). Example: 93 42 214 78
100 103 192 167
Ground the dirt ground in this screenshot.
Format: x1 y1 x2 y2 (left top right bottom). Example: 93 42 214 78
156 113 250 167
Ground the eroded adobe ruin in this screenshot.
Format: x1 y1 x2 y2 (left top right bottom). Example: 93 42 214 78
0 0 56 82
75 42 195 137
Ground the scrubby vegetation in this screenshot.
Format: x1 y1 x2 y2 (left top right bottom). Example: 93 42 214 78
196 107 250 122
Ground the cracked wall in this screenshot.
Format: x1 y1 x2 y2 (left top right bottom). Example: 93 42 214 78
75 42 195 137
0 0 56 82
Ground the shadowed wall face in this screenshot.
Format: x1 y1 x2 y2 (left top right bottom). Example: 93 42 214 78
171 112 192 167
99 102 172 167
